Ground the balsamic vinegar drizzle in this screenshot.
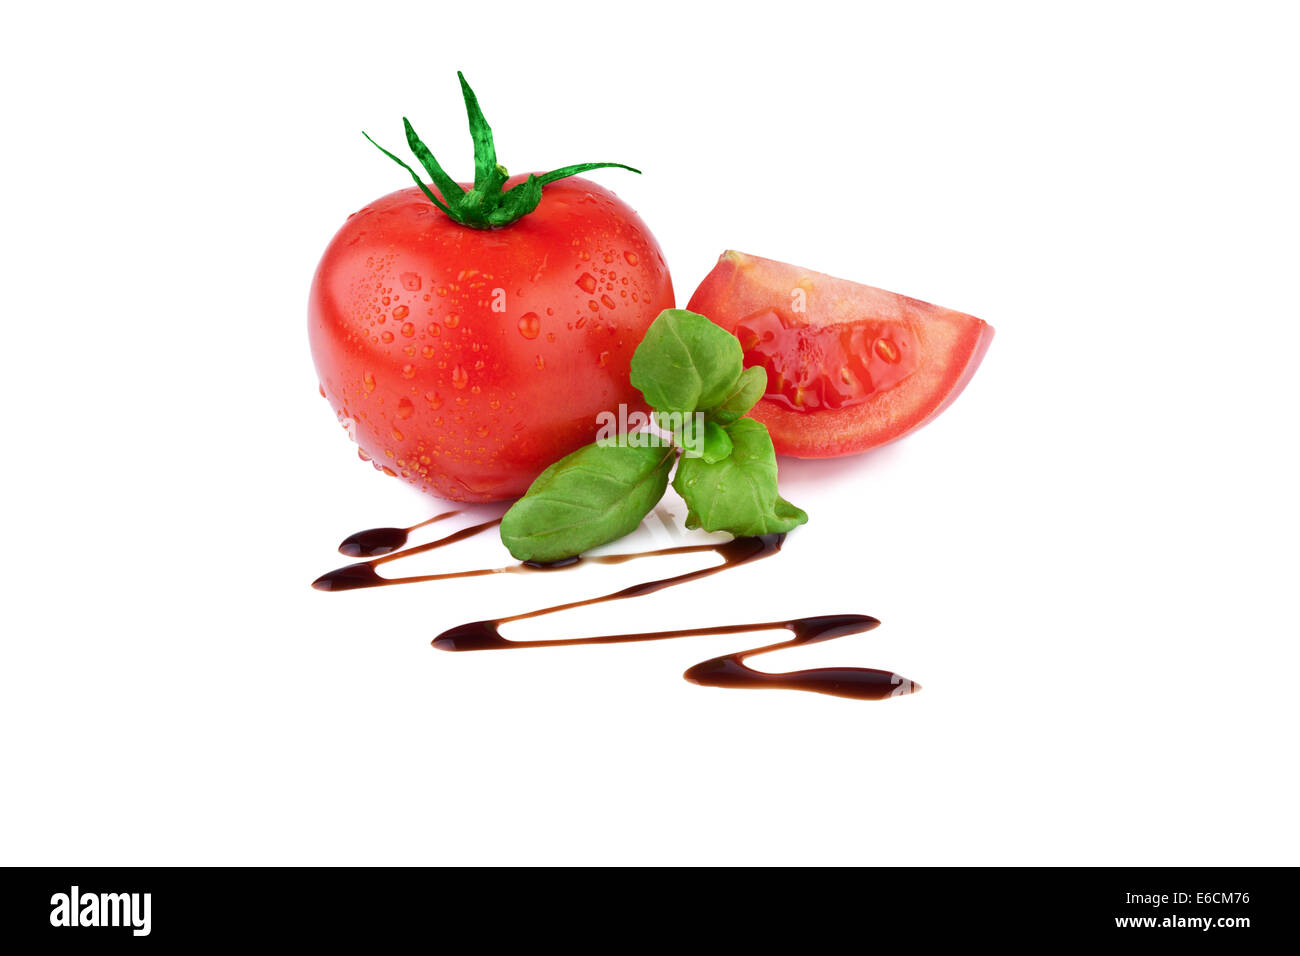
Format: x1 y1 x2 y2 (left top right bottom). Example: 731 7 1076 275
314 513 920 700
337 510 462 557
314 518 507 591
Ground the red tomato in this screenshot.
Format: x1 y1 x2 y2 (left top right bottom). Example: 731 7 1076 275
309 176 673 501
687 251 993 458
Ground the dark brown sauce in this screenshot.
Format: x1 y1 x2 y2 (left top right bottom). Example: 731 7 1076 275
315 518 504 590
314 519 758 593
314 513 919 700
337 510 461 557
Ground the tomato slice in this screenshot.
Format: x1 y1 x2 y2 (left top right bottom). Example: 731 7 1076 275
687 251 993 458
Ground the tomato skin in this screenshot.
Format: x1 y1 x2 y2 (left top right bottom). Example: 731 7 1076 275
687 251 993 458
309 177 673 501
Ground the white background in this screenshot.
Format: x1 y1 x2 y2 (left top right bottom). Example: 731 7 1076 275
2 1 1296 865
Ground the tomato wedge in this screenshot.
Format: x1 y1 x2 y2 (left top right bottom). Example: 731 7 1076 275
687 251 994 458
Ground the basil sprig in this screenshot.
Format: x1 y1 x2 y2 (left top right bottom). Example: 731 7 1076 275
500 309 808 561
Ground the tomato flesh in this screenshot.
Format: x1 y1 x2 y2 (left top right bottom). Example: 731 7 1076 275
735 309 919 412
687 251 993 458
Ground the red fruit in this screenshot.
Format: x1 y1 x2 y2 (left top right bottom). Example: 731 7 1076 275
308 74 673 502
687 251 993 458
310 178 673 501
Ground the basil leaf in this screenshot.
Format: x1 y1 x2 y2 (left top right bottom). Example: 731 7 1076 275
500 440 675 562
630 309 743 413
706 365 767 425
672 418 808 536
670 414 733 462
697 420 733 463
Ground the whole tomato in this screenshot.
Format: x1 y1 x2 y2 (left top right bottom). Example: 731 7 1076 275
308 76 673 501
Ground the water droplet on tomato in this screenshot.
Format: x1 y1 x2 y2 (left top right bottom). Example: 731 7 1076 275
518 312 541 339
391 427 404 441
598 351 609 367
396 397 414 419
624 250 639 266
535 355 545 371
445 314 460 329
601 294 616 310
400 272 421 292
393 304 410 320
451 365 469 389
380 331 394 343
425 391 443 410
401 322 415 337
401 364 416 379
318 384 326 398
576 273 597 294
363 372 376 393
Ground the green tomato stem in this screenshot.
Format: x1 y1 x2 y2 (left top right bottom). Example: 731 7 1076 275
363 72 640 229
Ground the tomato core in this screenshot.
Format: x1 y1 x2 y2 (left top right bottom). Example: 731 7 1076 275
734 309 919 412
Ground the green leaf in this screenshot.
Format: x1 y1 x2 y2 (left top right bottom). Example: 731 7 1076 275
500 441 675 563
672 418 808 537
697 419 733 463
630 309 744 414
706 365 767 425
660 412 732 462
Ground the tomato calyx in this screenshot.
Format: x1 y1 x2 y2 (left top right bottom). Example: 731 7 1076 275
363 72 641 229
